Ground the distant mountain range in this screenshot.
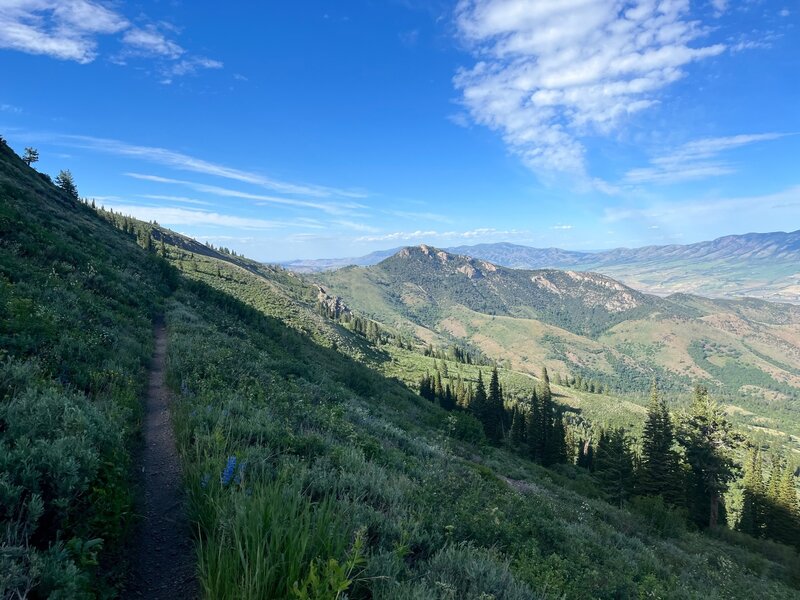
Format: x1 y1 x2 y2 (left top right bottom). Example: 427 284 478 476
283 231 800 303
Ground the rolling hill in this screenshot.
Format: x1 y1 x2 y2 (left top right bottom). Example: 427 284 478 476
319 245 800 445
286 231 800 303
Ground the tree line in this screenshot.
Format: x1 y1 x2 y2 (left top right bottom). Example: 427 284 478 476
420 364 799 547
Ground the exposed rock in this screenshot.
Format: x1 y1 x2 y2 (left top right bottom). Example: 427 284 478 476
317 286 351 318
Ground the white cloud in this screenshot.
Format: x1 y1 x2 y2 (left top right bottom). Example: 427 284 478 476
0 103 22 113
0 0 127 63
356 227 527 242
125 172 365 215
102 203 296 230
603 185 800 224
38 132 365 198
551 224 573 230
624 132 786 184
710 0 728 16
332 220 381 233
122 26 183 59
139 194 212 206
454 0 726 181
0 1 221 78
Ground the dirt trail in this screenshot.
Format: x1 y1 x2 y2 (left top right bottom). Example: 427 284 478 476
126 321 198 598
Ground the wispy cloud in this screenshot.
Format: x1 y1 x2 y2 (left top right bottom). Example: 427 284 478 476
624 133 786 184
603 185 800 224
0 1 220 79
0 103 22 113
388 209 454 223
0 0 127 63
41 133 366 199
122 25 183 59
332 220 381 233
139 194 212 206
102 203 300 230
551 224 573 230
356 227 527 243
453 0 726 182
125 172 365 215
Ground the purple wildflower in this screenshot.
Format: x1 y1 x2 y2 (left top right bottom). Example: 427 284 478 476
234 461 247 486
220 456 237 486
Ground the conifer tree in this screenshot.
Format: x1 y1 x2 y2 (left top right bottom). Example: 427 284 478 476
526 389 543 462
484 367 504 442
738 446 766 537
677 386 740 528
22 147 39 166
471 371 488 427
510 407 526 446
55 169 79 201
551 411 568 464
595 428 636 507
639 382 683 505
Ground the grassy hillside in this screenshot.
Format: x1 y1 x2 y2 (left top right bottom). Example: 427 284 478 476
3 141 800 599
0 141 176 596
319 246 800 449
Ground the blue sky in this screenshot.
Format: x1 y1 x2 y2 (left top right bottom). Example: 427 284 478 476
1 0 798 261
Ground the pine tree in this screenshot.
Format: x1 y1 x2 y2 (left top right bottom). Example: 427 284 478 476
510 407 526 446
471 371 488 427
639 382 683 505
484 367 504 442
595 428 636 507
677 386 740 528
55 169 79 201
763 457 800 547
22 147 39 166
738 445 766 537
551 411 568 464
526 389 543 462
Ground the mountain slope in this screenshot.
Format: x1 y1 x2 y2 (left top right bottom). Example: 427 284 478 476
0 140 176 596
319 245 800 444
3 142 800 599
289 231 800 302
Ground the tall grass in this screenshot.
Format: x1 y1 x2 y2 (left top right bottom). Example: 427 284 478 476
192 471 348 599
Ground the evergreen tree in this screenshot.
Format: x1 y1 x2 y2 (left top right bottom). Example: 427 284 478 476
510 407 526 446
551 411 568 464
22 147 39 166
526 389 543 462
677 386 740 528
738 446 766 537
595 428 636 507
55 169 79 201
471 371 488 427
639 382 682 505
763 458 800 547
484 367 504 442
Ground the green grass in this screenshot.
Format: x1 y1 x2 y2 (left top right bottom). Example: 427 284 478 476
0 141 175 596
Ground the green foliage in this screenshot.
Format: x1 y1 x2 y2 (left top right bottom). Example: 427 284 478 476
594 428 635 507
677 386 742 528
639 382 683 505
0 143 174 595
55 169 79 201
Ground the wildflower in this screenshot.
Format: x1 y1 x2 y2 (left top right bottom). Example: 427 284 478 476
234 461 247 486
200 473 210 489
220 456 237 486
